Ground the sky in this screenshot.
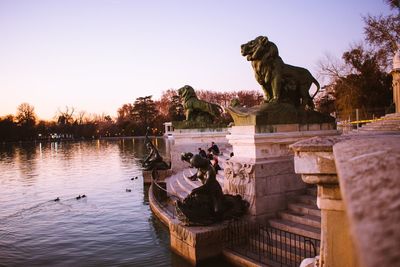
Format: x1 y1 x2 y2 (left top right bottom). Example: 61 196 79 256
0 0 393 120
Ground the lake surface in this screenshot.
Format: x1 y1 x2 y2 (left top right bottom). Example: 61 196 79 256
0 139 193 267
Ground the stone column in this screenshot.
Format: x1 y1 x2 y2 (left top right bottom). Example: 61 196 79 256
291 136 359 267
392 43 400 113
224 123 338 219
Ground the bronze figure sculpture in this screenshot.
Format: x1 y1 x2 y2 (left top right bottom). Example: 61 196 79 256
178 85 223 123
241 36 320 109
176 152 248 226
142 128 170 171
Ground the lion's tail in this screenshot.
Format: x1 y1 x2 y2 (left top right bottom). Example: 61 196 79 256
210 103 223 117
216 104 224 115
311 77 320 99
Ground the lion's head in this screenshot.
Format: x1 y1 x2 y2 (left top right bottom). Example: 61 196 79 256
241 36 269 61
178 85 196 100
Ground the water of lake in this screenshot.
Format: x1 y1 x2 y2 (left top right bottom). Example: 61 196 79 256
0 138 227 267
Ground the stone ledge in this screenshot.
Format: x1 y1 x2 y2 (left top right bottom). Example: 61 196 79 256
290 135 348 153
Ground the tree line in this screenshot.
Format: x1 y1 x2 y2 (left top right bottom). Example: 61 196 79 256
0 89 263 142
1 0 397 142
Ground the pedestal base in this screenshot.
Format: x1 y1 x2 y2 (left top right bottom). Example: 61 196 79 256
225 124 339 218
169 222 227 265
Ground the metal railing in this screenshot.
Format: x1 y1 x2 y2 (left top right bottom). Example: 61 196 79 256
224 220 320 267
150 169 182 219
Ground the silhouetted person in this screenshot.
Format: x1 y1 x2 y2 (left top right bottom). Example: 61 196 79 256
209 141 220 155
198 147 207 158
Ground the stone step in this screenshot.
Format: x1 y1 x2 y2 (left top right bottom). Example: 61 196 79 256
183 168 225 188
248 238 304 266
260 228 321 251
177 171 198 192
248 238 317 265
287 203 321 217
166 174 188 200
279 211 321 229
373 119 400 124
360 125 400 130
268 219 320 240
384 113 400 117
291 194 317 206
167 168 226 201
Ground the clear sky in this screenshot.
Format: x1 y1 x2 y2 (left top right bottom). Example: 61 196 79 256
0 0 393 119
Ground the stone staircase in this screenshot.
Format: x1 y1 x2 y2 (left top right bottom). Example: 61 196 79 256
356 113 400 133
165 168 225 200
269 187 321 240
244 186 320 265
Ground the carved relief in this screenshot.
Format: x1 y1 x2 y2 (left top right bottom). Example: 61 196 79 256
224 161 255 208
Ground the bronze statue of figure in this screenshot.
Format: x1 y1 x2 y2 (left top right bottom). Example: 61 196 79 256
142 128 170 171
176 152 248 226
178 85 223 123
241 36 320 109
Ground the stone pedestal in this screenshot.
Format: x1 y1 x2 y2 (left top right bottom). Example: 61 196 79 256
169 221 227 265
291 136 359 267
170 128 230 173
224 123 338 218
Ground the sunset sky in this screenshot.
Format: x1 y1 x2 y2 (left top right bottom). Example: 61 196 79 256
0 0 393 119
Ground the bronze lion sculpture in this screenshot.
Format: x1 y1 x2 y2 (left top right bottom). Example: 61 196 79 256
178 85 223 123
241 36 320 109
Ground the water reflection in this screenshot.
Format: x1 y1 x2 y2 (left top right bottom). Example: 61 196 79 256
0 139 172 266
0 139 231 267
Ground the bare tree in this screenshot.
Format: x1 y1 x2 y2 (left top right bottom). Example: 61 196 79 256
56 106 75 125
363 0 400 70
76 110 87 125
16 103 36 126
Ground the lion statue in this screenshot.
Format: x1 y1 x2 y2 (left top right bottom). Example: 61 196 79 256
241 36 320 109
178 85 223 123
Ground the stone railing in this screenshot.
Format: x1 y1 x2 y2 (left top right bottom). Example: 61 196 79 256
291 133 400 267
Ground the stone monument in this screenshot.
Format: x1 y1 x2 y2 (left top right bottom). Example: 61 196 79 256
169 85 230 174
224 36 338 218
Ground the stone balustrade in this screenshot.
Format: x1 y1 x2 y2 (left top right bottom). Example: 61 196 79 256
291 133 400 267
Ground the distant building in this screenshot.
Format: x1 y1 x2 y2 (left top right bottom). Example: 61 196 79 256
163 122 174 137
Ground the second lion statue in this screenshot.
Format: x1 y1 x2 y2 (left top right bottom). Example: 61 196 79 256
178 85 223 123
241 36 320 109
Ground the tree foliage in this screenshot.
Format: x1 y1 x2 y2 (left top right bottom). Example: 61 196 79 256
131 96 157 128
1 89 265 141
317 1 397 119
363 0 400 70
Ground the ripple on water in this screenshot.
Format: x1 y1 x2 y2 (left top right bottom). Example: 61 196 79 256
0 140 174 267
